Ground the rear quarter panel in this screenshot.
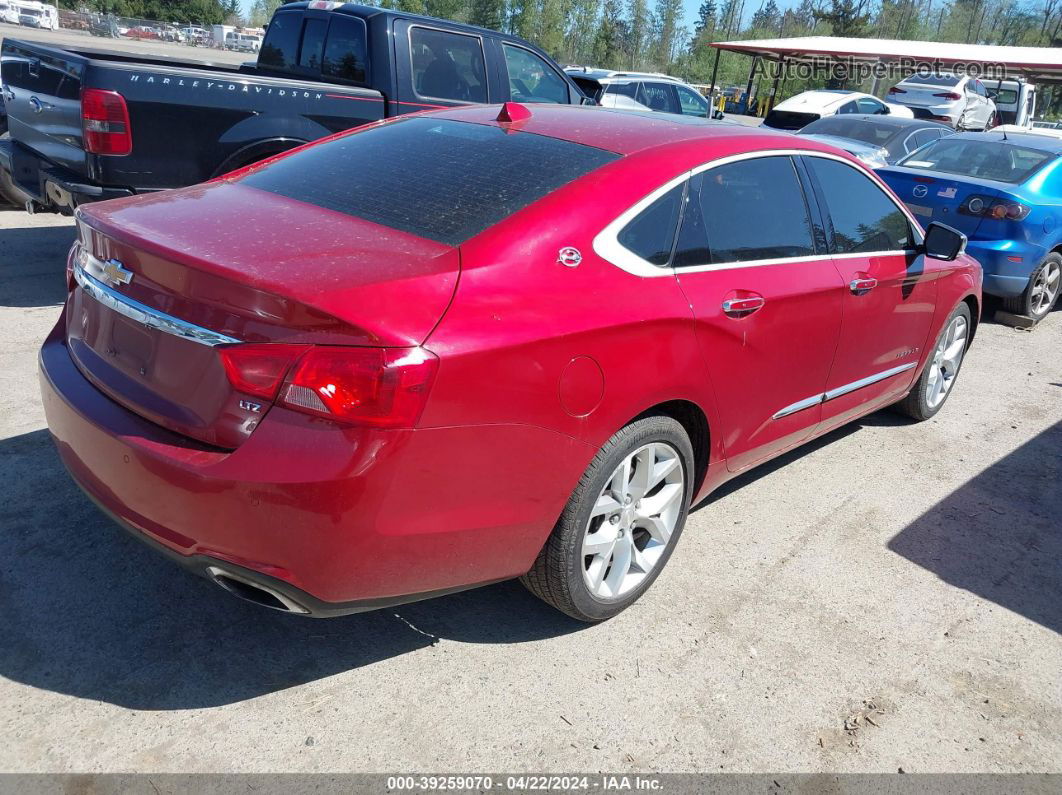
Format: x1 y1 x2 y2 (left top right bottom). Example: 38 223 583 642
421 157 725 502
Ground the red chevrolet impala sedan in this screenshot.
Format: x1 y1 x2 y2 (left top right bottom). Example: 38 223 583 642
40 104 981 622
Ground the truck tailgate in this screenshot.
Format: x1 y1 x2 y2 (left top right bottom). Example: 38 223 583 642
1 39 88 177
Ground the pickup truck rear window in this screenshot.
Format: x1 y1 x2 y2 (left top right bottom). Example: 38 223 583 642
260 10 369 84
238 118 619 245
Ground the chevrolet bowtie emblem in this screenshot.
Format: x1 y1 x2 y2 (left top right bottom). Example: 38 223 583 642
101 259 133 287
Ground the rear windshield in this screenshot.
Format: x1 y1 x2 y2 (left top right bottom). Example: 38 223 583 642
901 73 962 87
799 116 897 145
899 138 1055 184
764 110 820 130
239 117 620 245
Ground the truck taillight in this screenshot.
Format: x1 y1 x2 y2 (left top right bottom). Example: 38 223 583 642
218 344 439 428
81 88 132 156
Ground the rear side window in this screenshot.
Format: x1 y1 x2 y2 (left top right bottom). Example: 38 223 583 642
239 118 618 246
617 185 684 265
259 11 301 70
806 158 912 253
639 83 678 113
322 15 369 83
299 18 327 70
690 157 815 264
410 27 487 103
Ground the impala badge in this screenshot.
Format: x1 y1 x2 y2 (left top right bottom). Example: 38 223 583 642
101 259 133 287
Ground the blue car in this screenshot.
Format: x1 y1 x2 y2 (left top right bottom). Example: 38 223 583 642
877 131 1062 321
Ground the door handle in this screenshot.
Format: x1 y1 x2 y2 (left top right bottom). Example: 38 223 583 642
849 277 878 295
721 296 765 315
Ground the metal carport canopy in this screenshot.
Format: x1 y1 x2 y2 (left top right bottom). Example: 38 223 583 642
709 36 1062 83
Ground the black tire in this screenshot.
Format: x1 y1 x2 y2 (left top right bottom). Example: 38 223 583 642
894 302 972 421
1002 252 1062 322
521 416 694 622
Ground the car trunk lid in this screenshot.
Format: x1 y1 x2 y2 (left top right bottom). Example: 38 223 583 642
877 166 1001 238
67 180 460 448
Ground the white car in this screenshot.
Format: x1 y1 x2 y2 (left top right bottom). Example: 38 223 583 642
887 73 996 131
0 1 18 23
762 90 913 131
992 123 1062 140
565 68 714 119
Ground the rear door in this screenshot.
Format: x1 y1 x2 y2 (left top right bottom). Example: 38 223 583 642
802 155 939 428
499 42 573 104
1 40 86 175
394 20 490 110
638 82 680 115
671 154 844 472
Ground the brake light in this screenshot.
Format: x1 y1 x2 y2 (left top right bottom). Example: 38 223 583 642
280 346 438 428
81 88 132 155
933 92 962 100
219 344 310 400
888 86 906 95
958 194 1030 221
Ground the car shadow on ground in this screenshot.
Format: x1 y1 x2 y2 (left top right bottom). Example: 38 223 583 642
887 420 1062 635
0 214 75 308
0 428 586 710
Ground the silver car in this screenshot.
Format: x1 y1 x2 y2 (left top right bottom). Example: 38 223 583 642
565 68 714 118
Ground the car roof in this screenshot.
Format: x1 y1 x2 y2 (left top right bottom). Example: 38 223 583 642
428 103 851 159
807 113 950 130
957 130 1062 154
565 69 684 86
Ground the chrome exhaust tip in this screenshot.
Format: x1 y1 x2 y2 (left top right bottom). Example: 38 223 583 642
205 566 310 614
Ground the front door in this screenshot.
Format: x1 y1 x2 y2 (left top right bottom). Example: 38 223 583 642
673 155 845 472
801 155 940 430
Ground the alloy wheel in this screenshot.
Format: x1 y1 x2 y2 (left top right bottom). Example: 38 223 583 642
581 442 684 600
1030 259 1061 317
925 314 968 409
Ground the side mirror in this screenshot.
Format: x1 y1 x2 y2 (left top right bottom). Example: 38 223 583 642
922 221 967 261
580 95 598 106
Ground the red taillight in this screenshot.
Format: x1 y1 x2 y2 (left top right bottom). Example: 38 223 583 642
280 346 438 428
81 88 132 156
933 92 962 101
219 344 310 400
888 86 906 95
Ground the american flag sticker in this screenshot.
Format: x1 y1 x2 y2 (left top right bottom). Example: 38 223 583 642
938 187 957 198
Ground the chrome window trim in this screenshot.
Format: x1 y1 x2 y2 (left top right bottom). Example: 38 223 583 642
593 149 925 278
73 259 241 347
771 362 918 420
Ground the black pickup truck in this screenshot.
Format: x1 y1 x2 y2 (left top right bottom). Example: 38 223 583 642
0 2 587 212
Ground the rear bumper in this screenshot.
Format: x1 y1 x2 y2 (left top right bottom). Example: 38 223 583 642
0 138 134 213
39 320 586 614
905 105 958 125
965 239 1046 298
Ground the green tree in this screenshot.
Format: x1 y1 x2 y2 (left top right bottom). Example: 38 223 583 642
653 0 682 67
813 0 871 36
624 0 649 68
591 0 624 66
469 0 505 28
